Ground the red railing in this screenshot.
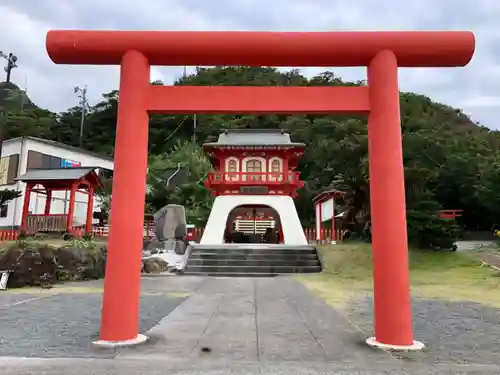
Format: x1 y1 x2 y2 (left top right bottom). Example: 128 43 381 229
206 171 300 184
184 227 343 243
0 226 343 243
26 214 68 232
439 209 463 219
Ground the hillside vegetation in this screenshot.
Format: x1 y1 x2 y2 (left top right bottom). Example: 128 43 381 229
1 66 499 246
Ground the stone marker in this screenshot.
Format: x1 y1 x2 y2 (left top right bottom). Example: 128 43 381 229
153 204 187 241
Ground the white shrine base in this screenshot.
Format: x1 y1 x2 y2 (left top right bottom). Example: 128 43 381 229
200 195 307 245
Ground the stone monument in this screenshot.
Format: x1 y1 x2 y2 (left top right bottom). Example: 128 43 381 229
142 204 190 272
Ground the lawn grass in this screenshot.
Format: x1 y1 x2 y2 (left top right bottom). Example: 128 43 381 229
0 238 107 252
297 242 500 309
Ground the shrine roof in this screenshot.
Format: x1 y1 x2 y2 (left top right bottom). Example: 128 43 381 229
203 129 305 148
16 167 102 188
313 186 346 204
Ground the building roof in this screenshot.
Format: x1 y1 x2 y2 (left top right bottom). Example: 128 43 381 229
313 186 346 204
203 129 305 148
16 167 100 182
4 136 114 162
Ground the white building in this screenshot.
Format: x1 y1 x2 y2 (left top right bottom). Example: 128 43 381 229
0 136 114 229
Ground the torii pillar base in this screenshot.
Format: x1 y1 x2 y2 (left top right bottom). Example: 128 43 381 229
92 334 148 349
366 337 425 352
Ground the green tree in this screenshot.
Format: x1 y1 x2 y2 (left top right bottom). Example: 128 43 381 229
4 66 500 247
146 141 213 225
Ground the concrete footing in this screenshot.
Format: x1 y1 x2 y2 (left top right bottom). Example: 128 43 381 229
365 337 425 351
92 334 148 348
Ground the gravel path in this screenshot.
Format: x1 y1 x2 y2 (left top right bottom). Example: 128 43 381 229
2 275 500 374
0 292 186 358
475 251 500 269
346 296 500 365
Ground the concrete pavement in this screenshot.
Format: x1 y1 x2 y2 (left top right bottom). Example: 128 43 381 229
2 276 500 374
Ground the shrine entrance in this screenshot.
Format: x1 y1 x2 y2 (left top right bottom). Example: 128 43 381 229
46 29 475 350
225 205 282 244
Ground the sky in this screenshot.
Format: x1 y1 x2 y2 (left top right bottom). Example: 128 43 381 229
1 0 499 128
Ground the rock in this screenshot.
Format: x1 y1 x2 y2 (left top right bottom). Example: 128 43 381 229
142 258 169 274
0 246 57 288
153 204 187 241
56 246 106 281
0 244 107 288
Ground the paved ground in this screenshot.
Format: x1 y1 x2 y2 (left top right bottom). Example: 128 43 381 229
1 276 500 374
0 277 205 358
455 241 497 252
475 251 500 269
347 297 500 365
117 277 390 364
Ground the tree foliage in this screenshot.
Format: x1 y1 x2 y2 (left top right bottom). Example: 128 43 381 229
2 66 500 247
0 189 22 206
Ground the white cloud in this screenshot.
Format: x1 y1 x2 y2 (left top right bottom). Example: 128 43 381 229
0 0 499 128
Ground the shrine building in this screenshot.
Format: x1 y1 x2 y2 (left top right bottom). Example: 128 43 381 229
0 136 114 230
201 129 307 244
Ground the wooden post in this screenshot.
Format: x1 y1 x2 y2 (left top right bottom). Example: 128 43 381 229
20 183 32 230
85 185 94 234
66 183 77 232
331 198 336 243
44 189 52 215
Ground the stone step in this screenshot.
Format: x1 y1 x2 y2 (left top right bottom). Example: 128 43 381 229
183 265 321 274
181 272 279 277
187 258 320 267
189 252 319 261
190 248 317 256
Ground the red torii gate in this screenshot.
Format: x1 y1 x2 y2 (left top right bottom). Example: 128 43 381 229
46 30 475 350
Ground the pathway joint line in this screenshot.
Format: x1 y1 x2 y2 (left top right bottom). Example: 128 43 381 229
1 294 55 309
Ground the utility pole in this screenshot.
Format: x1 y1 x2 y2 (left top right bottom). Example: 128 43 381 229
0 51 18 158
74 85 88 148
193 114 197 144
183 66 197 144
182 65 198 143
0 51 18 83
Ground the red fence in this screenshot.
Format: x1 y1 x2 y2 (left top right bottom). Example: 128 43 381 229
0 226 343 243
186 227 343 243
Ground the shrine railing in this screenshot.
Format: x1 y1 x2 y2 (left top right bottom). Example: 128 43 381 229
206 171 301 184
26 214 68 232
0 226 342 243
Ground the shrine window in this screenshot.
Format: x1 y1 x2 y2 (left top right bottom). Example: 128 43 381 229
0 204 7 218
246 159 262 172
246 159 263 181
225 158 239 181
271 159 281 172
227 159 238 172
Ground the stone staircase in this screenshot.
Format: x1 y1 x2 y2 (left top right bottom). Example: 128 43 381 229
183 245 322 277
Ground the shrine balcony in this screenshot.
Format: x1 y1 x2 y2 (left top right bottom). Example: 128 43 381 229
206 171 302 185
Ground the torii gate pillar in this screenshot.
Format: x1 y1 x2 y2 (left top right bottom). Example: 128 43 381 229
46 30 475 350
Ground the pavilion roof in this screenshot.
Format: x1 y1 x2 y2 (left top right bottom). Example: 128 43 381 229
203 129 305 148
312 186 346 204
16 167 103 188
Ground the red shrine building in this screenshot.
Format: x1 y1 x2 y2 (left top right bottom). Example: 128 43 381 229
200 129 308 244
0 136 113 234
